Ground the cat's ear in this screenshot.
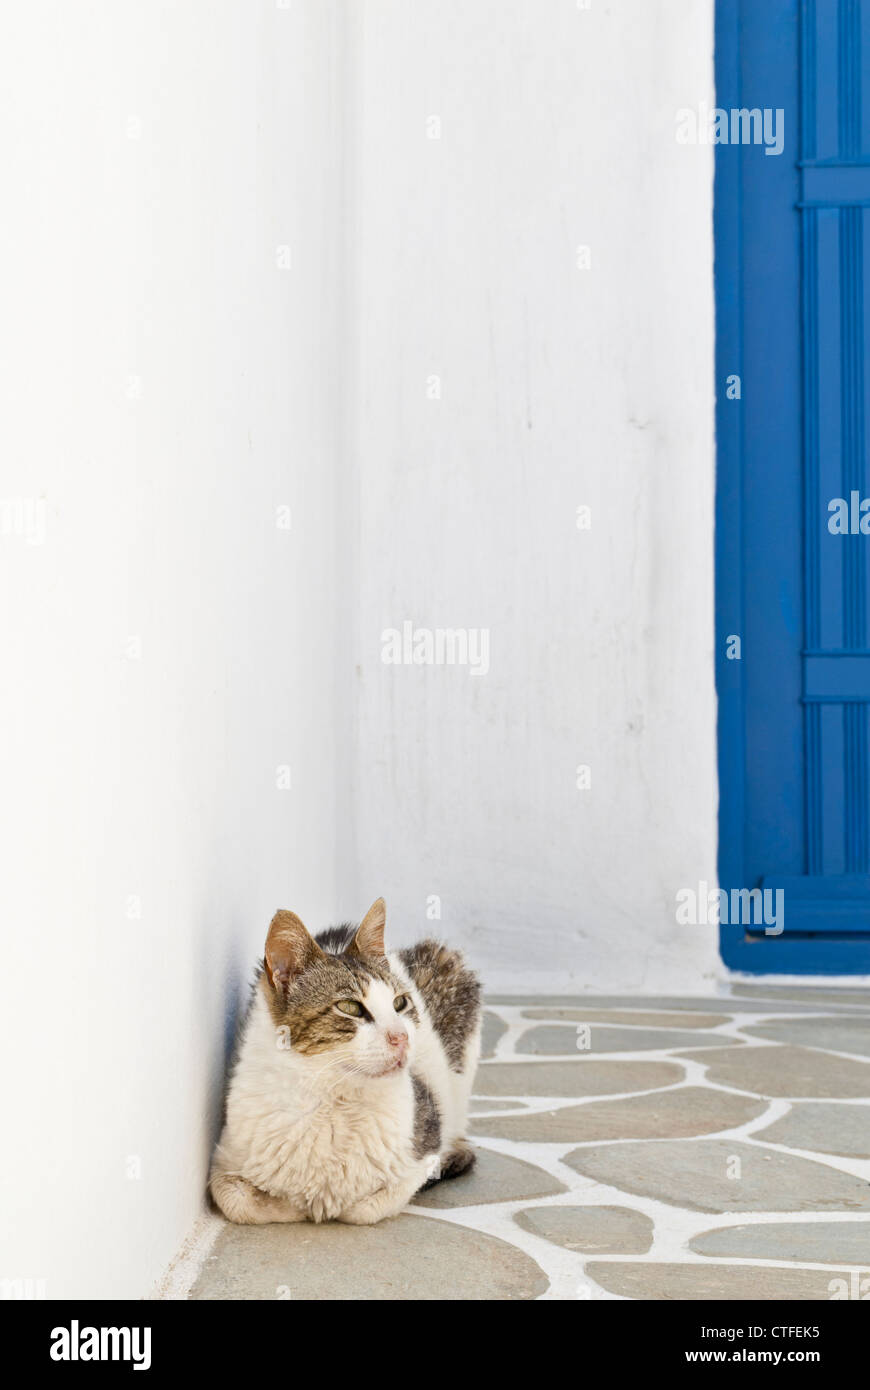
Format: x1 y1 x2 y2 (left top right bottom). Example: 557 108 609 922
350 897 387 960
264 910 324 995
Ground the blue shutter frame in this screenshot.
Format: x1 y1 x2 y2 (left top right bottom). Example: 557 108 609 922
716 0 870 970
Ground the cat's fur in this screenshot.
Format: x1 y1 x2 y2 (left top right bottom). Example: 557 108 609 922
209 899 482 1225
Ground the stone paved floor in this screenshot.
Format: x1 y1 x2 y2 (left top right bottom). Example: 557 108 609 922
189 984 870 1300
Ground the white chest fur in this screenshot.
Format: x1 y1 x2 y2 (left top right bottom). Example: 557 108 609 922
218 993 419 1222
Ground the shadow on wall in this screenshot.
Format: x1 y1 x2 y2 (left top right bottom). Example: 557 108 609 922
207 922 251 1163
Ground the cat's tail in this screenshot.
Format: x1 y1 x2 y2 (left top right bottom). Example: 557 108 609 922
439 1140 476 1180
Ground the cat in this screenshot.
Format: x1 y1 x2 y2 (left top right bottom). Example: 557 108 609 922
209 898 482 1225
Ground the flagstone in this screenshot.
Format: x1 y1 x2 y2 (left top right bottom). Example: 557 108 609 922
689 1220 870 1265
585 1261 843 1300
189 1214 548 1300
410 1147 566 1208
522 1008 728 1029
471 1086 766 1143
473 1058 683 1098
515 1204 653 1254
679 1044 870 1098
731 983 870 1009
753 1102 870 1158
517 1024 744 1055
486 994 826 1013
563 1139 870 1213
469 1098 528 1114
742 1016 870 1058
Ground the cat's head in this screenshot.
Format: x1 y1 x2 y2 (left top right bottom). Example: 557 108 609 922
261 899 418 1079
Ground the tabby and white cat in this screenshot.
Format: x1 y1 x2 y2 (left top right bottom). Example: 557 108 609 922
210 899 481 1225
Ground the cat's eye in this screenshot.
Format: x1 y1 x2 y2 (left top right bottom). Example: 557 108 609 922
393 994 408 1012
335 998 363 1016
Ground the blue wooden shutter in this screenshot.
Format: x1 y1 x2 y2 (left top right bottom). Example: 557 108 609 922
717 0 870 970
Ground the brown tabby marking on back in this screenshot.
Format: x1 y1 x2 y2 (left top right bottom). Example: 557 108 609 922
398 940 481 1072
411 1074 441 1158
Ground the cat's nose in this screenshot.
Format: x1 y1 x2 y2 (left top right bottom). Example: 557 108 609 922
386 1029 408 1056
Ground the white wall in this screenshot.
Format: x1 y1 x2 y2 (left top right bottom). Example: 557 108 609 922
0 1 347 1299
0 0 718 1301
345 0 719 992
